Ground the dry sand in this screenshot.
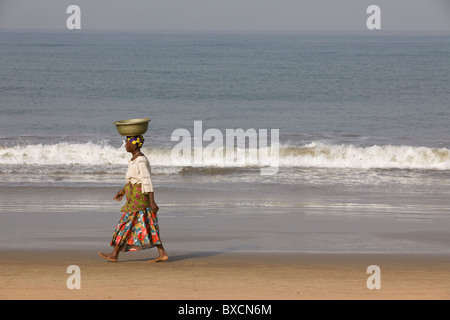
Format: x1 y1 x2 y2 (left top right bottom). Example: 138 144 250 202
1 249 449 300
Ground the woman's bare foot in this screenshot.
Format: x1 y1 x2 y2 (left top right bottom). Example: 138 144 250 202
97 251 118 262
148 254 169 263
148 245 169 263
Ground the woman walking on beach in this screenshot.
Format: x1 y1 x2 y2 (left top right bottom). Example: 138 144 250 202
98 135 168 263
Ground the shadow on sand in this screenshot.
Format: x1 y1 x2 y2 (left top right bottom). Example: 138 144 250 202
111 251 225 263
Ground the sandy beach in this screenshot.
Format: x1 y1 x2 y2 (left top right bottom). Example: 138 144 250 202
1 185 450 300
1 249 449 300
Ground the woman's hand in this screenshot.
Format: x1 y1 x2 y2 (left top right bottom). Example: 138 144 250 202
150 201 159 214
148 192 159 213
114 189 125 201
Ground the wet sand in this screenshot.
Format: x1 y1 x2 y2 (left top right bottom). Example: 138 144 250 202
1 186 450 300
1 249 449 300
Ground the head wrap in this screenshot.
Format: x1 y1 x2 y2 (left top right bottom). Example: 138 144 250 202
127 135 145 148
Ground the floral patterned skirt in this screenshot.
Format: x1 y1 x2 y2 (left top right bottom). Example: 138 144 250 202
110 208 162 252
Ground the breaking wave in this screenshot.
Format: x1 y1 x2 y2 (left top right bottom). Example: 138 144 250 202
0 141 449 172
278 142 450 170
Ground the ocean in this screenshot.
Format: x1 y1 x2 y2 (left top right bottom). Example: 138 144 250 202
1 30 449 254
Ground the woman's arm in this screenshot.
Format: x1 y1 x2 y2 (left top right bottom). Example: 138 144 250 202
148 192 159 213
114 189 125 201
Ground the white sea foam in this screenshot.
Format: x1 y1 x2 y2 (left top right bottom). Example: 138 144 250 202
278 142 450 170
0 142 449 171
0 142 128 166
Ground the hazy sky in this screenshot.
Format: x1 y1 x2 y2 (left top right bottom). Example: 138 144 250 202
0 0 449 31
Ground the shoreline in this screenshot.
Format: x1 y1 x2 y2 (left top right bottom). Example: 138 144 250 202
1 186 450 300
1 249 449 300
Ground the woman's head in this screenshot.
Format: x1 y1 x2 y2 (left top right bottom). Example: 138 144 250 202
125 135 145 152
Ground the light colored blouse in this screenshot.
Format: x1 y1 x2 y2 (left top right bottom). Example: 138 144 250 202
125 155 154 194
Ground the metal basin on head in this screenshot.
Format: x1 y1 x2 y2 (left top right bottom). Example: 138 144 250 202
114 118 150 136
